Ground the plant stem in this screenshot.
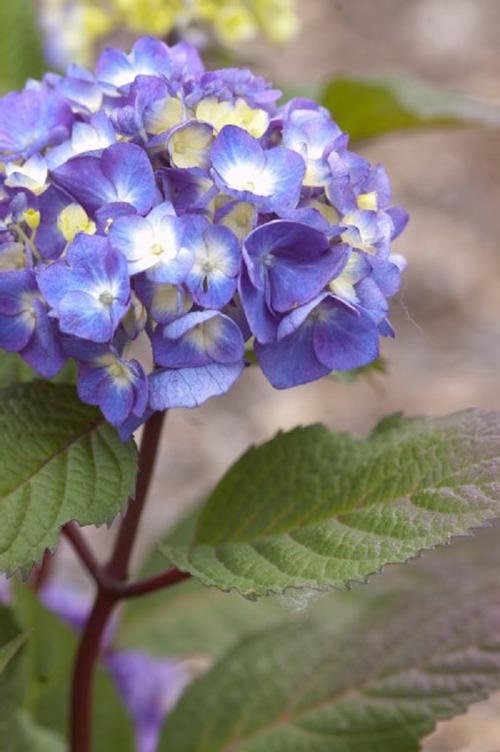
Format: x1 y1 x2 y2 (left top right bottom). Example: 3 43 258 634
70 590 115 752
107 410 166 582
70 410 166 752
31 549 53 591
117 567 190 599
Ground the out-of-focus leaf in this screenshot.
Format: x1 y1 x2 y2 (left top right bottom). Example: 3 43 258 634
323 74 500 140
0 606 25 747
332 356 387 383
280 82 323 103
120 507 287 658
159 526 500 751
164 410 500 598
12 713 66 752
0 0 45 91
0 631 27 674
0 353 37 390
0 352 77 389
13 586 134 751
0 382 137 575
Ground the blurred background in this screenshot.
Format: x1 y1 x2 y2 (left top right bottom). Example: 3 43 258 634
8 1 500 749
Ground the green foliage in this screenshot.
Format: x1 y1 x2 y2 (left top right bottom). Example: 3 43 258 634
12 586 134 751
119 507 287 657
159 526 500 751
0 352 77 390
119 576 290 659
11 713 66 752
164 410 500 598
0 353 37 390
0 0 45 92
332 356 386 383
0 605 65 751
0 631 27 674
0 382 137 574
322 74 500 140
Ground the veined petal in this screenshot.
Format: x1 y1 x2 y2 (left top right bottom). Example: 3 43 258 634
100 143 157 213
52 143 156 214
154 311 244 368
212 126 305 211
109 215 156 274
149 362 243 410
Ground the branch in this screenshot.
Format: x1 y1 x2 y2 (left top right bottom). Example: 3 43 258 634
107 410 166 582
63 522 109 590
31 549 53 591
117 568 191 599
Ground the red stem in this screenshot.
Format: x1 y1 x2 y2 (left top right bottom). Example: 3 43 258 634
117 567 190 599
108 410 166 582
31 549 53 591
70 410 167 752
69 590 115 752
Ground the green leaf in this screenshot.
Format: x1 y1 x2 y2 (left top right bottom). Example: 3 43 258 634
0 0 45 92
0 353 37 390
119 575 289 659
0 606 28 749
0 382 137 574
164 409 500 598
0 631 27 674
331 356 387 383
0 603 73 751
159 526 500 751
322 75 500 140
12 713 66 752
13 586 134 750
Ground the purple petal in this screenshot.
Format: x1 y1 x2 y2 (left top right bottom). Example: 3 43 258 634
100 143 157 214
256 322 329 388
105 650 189 752
52 143 156 215
21 303 66 378
313 297 379 371
238 266 278 344
149 362 244 410
0 311 34 351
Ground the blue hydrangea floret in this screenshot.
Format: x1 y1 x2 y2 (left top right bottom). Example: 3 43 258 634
0 37 408 435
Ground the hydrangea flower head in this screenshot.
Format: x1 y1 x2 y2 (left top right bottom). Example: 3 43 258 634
0 36 408 435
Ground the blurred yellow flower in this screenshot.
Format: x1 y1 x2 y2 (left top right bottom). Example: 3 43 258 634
38 0 299 68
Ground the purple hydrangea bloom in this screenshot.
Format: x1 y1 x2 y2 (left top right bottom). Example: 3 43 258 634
0 269 66 377
0 88 73 160
39 234 130 343
40 582 188 751
211 126 305 213
52 142 157 215
0 36 407 433
150 311 245 410
63 339 148 426
106 651 189 752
